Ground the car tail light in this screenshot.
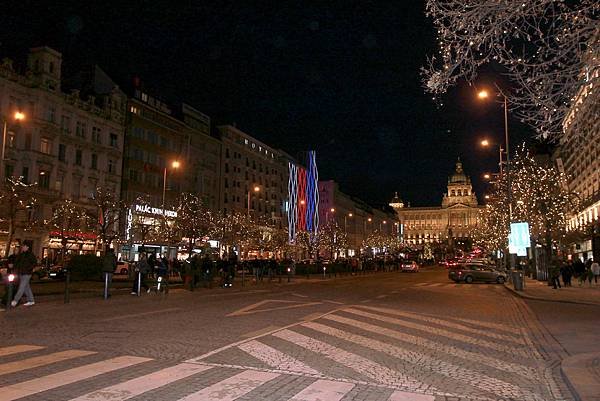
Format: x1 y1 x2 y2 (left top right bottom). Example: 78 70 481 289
458 271 462 275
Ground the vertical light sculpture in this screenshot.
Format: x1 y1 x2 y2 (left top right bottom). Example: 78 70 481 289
288 162 298 243
287 151 319 244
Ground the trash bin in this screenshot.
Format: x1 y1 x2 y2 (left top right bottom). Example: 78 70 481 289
512 270 524 291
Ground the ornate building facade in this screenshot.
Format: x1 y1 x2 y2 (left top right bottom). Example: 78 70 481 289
390 160 482 248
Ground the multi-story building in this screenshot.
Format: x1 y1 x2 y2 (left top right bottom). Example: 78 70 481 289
561 41 599 261
0 47 126 258
121 89 220 259
217 125 289 228
318 180 398 256
391 159 482 250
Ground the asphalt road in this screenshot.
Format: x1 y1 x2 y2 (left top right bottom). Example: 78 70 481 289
0 266 580 401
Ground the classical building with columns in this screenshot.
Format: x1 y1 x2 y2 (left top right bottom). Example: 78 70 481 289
390 159 483 248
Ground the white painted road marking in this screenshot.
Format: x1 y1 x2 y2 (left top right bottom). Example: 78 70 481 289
323 313 537 378
177 370 279 401
359 305 526 344
272 329 431 391
0 355 151 401
288 379 354 401
238 340 322 376
0 350 96 376
345 308 523 356
388 390 436 401
70 362 213 401
302 321 541 401
0 345 44 357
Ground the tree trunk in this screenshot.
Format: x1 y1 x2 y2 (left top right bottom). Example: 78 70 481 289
4 217 14 257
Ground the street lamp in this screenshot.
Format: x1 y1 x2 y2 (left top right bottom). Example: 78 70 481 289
1 111 26 182
326 207 335 222
480 138 505 175
344 213 353 232
162 160 180 212
477 87 511 221
483 173 491 180
247 185 260 216
380 220 387 233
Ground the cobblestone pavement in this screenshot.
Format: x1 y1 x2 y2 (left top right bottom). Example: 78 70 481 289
0 269 577 400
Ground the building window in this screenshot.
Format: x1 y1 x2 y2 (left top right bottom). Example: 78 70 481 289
58 144 66 162
40 138 52 154
7 132 15 148
55 176 63 192
92 127 102 144
38 170 50 189
76 122 86 138
47 106 56 123
225 148 230 158
110 133 118 147
5 164 14 179
75 149 82 166
61 116 71 134
91 154 98 170
24 132 32 150
21 167 29 184
108 159 115 174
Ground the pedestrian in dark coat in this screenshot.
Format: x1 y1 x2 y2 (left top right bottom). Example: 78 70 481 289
11 244 37 307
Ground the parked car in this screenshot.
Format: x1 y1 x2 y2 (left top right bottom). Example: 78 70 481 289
47 265 67 280
448 264 507 284
401 260 420 272
116 261 130 275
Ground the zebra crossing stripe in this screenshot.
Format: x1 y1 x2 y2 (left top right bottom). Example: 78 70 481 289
302 321 542 401
345 308 522 356
358 305 525 344
0 345 44 357
238 340 321 376
452 317 521 334
323 313 537 378
288 379 354 401
0 350 96 376
272 329 432 392
70 363 213 401
0 355 151 401
388 390 436 401
177 370 279 401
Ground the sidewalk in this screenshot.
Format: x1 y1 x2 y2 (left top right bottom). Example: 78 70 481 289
561 352 600 401
504 276 600 306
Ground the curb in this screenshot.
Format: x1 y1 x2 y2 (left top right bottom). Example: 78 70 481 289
561 352 600 401
503 282 600 307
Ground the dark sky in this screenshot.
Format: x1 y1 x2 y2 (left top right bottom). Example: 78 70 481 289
1 1 533 207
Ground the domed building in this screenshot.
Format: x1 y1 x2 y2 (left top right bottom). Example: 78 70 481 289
390 159 483 249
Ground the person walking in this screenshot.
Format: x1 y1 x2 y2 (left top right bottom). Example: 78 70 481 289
550 263 561 290
11 243 37 307
591 260 600 285
102 248 117 298
131 253 150 295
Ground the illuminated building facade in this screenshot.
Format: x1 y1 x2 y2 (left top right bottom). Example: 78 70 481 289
288 151 319 243
391 159 482 248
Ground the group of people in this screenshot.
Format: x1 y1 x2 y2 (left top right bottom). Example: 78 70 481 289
550 258 600 289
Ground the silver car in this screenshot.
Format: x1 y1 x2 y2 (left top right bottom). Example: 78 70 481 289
448 264 508 284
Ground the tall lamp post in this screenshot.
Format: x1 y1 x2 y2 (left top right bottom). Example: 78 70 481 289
162 160 180 212
344 212 353 233
1 111 26 182
477 89 512 222
325 207 335 222
247 185 260 217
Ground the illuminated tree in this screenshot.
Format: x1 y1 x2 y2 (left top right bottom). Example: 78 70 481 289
0 177 36 257
318 221 348 259
89 186 126 252
474 145 577 266
129 195 160 248
295 230 320 260
171 193 213 258
423 0 598 141
45 199 91 265
212 210 253 256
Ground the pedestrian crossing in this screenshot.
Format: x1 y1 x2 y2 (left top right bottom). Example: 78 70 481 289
412 282 499 289
0 302 567 401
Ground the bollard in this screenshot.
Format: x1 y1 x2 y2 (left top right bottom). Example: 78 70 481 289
64 270 70 304
323 266 326 279
7 274 15 309
103 273 109 300
242 268 245 287
287 267 291 283
137 271 141 296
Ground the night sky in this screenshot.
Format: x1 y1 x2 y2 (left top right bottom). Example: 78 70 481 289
1 1 533 208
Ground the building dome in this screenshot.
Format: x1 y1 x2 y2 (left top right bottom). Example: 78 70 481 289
449 159 469 184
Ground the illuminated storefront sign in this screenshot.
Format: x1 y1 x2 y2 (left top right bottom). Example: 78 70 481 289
134 204 177 218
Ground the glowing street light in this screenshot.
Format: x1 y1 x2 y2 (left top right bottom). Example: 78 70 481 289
483 173 491 180
162 160 181 212
247 185 261 216
477 90 489 99
2 111 26 180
